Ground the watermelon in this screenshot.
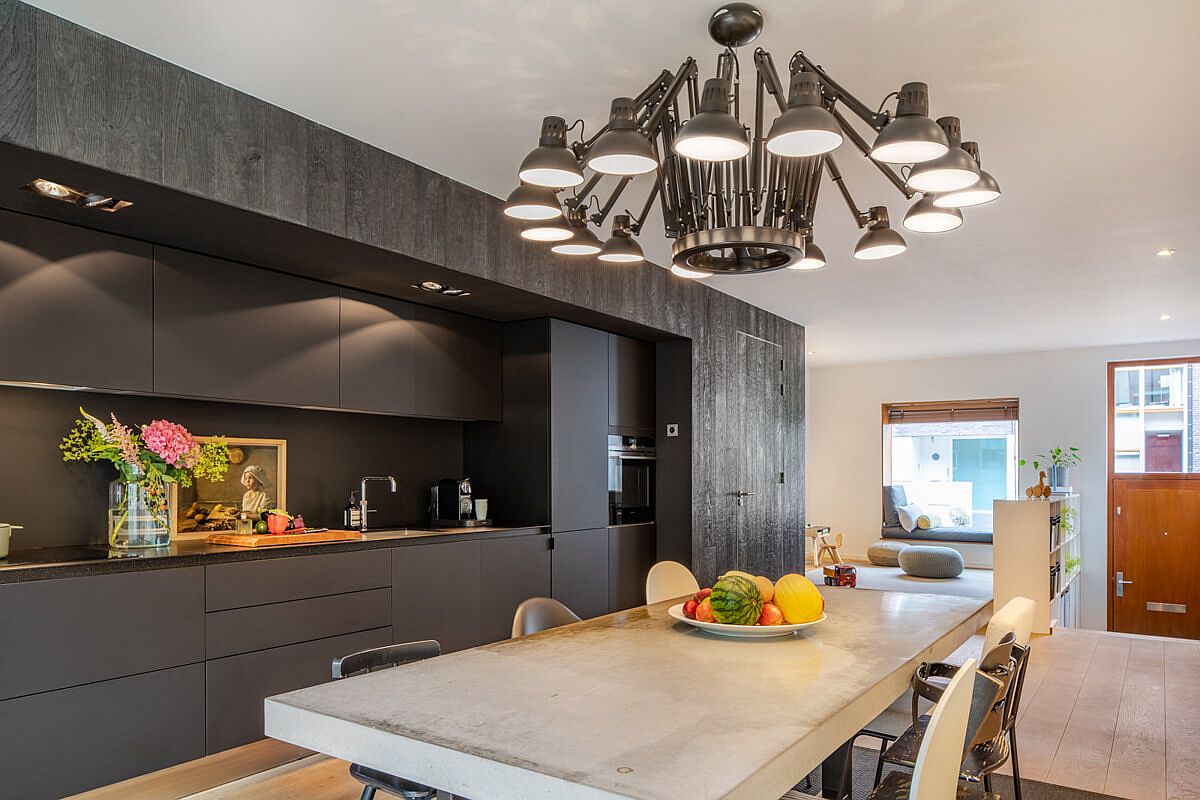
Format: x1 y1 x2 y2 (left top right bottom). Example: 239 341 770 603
709 574 763 625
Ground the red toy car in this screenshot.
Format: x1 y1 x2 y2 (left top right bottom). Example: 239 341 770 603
823 563 857 588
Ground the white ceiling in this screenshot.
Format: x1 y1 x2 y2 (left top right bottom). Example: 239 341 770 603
28 0 1200 365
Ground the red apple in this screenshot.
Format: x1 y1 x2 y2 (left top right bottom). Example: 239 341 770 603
758 603 784 626
693 587 712 603
695 597 715 623
683 599 699 619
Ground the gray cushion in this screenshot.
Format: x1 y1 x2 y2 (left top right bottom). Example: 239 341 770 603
882 525 994 545
899 545 965 579
882 485 908 528
867 540 910 567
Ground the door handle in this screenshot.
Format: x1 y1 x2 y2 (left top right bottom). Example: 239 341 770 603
1116 571 1134 598
735 490 757 506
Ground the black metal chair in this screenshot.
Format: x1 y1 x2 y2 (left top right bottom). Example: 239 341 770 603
333 640 442 800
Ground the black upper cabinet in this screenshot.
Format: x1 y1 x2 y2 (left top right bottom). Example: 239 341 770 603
340 290 500 420
608 334 656 432
550 320 610 533
153 247 340 407
0 209 153 391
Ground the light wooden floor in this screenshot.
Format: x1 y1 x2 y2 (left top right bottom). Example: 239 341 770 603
73 628 1200 800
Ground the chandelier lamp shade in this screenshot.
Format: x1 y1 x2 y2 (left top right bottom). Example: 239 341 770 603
506 2 1000 275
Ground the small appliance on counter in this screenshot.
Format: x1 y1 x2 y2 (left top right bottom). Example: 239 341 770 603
429 478 492 527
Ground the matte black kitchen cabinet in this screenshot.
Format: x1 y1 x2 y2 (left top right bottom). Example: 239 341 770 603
153 246 341 407
0 664 205 800
340 289 501 420
479 532 552 642
550 319 609 533
0 208 154 392
609 523 657 612
608 334 656 432
392 539 483 652
552 528 610 619
0 567 204 701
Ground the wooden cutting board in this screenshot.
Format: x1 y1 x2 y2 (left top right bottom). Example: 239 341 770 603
207 529 363 547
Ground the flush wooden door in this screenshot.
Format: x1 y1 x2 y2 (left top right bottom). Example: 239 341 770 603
733 332 784 578
1111 477 1200 638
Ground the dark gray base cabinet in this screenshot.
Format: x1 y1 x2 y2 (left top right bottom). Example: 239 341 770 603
479 533 552 643
609 523 657 612
393 539 483 653
552 528 610 619
0 664 205 800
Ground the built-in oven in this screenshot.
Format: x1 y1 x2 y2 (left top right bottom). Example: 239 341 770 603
608 434 656 525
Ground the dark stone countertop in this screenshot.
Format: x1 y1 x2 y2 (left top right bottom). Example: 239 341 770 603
0 524 549 584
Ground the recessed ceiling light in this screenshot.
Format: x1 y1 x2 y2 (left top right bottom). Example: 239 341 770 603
1156 248 1175 257
417 281 444 292
1159 314 1172 321
413 281 471 298
20 178 132 212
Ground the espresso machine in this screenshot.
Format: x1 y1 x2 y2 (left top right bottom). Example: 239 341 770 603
428 478 491 527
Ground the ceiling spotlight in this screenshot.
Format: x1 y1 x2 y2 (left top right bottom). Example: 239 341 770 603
520 219 573 242
503 184 562 220
870 82 950 165
673 78 750 162
903 195 963 233
787 238 826 270
766 71 843 158
417 281 444 292
906 117 980 193
854 207 907 260
1157 248 1176 257
670 264 712 279
1160 314 1172 321
585 98 658 176
22 178 133 212
932 142 1001 208
551 225 603 256
598 214 645 263
518 116 585 188
413 281 471 297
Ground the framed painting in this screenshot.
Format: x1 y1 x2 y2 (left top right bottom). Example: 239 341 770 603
176 437 287 537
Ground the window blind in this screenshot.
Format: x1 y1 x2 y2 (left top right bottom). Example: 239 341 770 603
882 398 1019 424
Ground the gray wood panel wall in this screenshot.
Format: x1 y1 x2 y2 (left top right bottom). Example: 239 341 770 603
0 0 806 582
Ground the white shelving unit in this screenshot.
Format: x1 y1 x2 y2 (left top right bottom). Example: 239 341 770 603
993 494 1081 634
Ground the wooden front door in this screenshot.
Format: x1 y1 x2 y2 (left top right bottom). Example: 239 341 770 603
734 332 784 577
1111 477 1200 637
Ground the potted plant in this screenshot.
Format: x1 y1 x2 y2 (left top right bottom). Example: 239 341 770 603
1019 447 1080 493
61 409 231 548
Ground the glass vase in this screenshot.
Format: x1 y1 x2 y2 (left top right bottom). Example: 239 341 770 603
108 476 175 548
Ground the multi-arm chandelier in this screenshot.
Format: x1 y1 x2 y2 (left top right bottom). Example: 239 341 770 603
503 3 1000 278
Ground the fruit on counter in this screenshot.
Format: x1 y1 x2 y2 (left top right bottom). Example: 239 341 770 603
709 574 763 625
752 575 774 603
266 513 291 535
773 574 825 624
720 569 755 581
757 602 784 626
693 587 712 602
695 596 715 623
253 520 270 535
682 598 699 619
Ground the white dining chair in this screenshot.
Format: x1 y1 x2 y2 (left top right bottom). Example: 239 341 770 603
511 597 581 638
782 657 978 800
983 596 1036 653
645 560 700 604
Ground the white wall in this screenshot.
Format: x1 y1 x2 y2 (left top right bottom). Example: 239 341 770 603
806 338 1200 631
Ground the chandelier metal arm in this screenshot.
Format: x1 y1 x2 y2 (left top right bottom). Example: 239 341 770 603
830 106 914 199
629 180 661 234
566 172 605 211
790 51 889 130
752 49 789 114
825 155 869 228
641 59 698 137
590 176 632 226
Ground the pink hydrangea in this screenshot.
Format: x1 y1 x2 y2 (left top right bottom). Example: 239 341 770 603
141 419 200 468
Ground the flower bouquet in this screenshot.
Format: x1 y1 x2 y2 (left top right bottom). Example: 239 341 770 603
61 409 231 548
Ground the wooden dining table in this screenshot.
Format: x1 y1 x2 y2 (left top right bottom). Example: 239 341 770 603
265 587 991 800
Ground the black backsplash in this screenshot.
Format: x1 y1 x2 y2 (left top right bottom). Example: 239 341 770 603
0 385 463 547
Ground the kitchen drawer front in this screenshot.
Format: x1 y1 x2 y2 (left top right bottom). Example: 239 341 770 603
206 587 392 659
0 567 204 701
0 664 205 800
205 549 391 611
206 627 391 753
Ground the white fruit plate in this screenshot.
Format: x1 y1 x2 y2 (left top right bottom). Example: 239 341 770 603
667 603 826 638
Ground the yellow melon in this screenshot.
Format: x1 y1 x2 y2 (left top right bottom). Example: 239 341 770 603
773 573 824 624
752 575 774 603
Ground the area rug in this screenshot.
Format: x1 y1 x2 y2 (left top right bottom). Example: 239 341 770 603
805 563 993 600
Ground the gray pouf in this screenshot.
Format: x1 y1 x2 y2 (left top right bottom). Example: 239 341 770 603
898 545 965 579
867 540 910 567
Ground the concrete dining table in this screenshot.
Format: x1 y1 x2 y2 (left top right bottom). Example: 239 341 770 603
265 587 992 800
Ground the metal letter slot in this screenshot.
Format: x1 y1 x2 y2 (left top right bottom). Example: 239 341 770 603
1146 602 1187 614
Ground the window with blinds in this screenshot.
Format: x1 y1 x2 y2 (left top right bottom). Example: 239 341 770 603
882 398 1020 425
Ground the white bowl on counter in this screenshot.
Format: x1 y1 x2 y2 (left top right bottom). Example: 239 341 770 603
0 523 24 559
